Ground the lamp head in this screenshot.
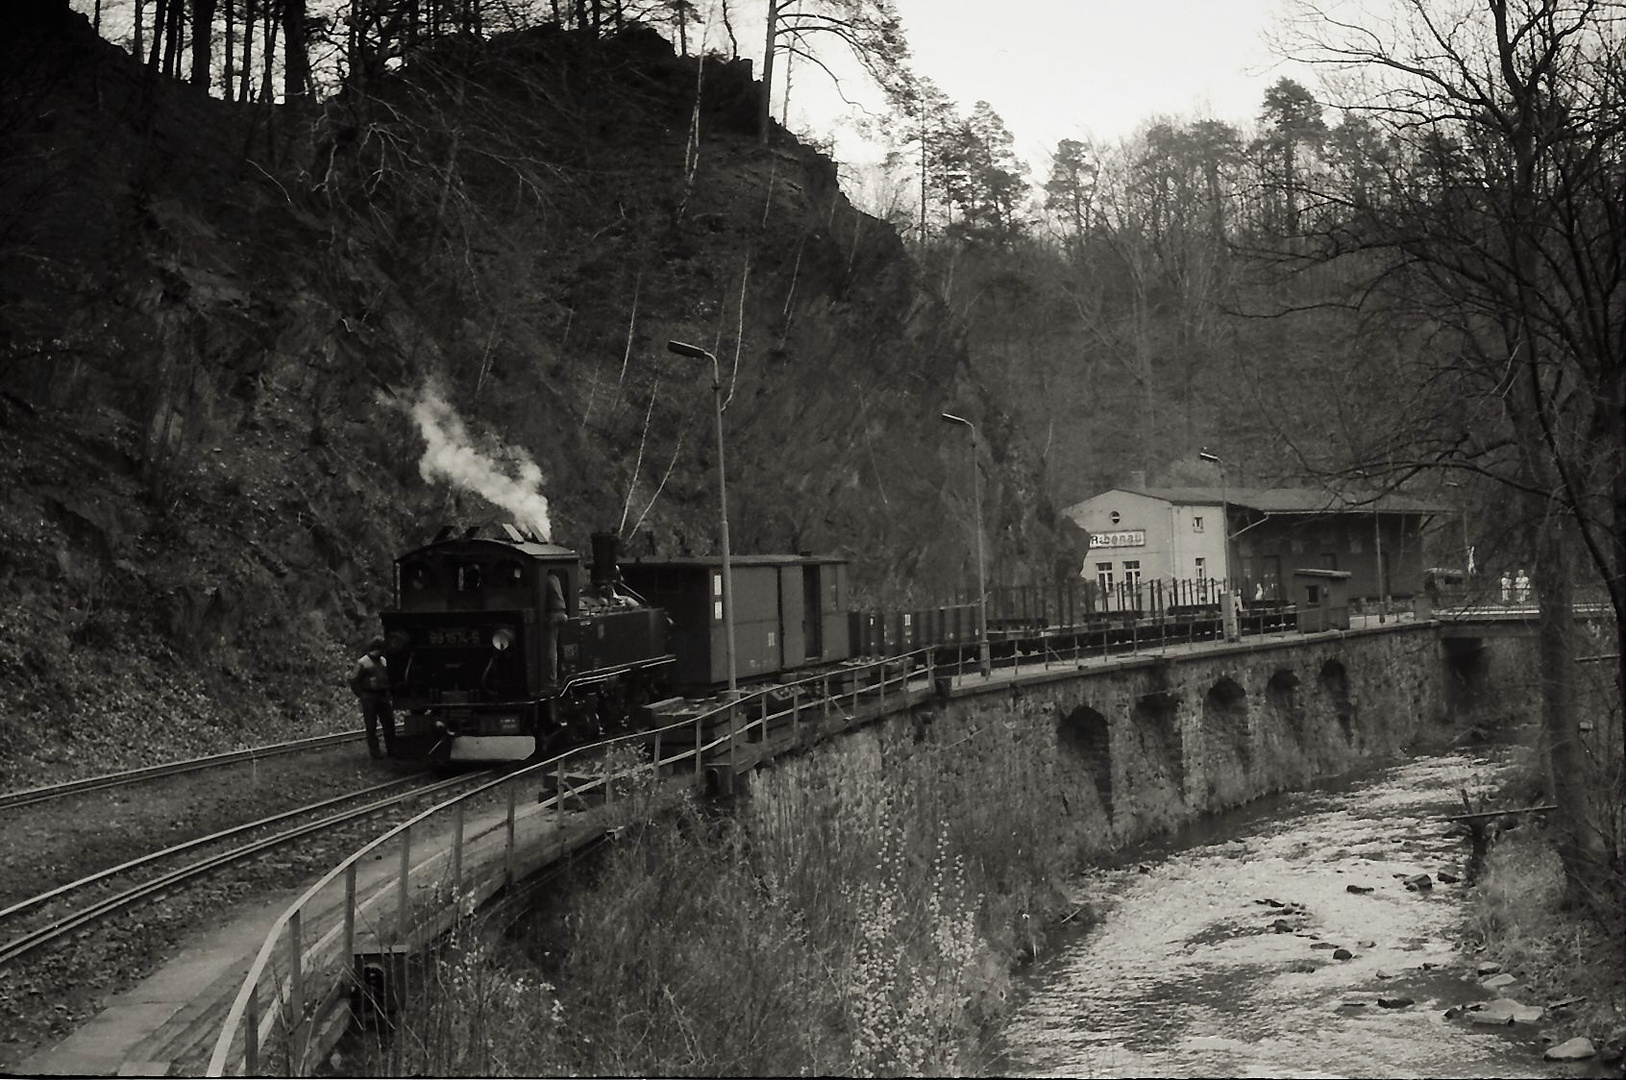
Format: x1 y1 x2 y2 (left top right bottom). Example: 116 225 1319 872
1198 448 1221 464
940 412 971 428
666 340 712 360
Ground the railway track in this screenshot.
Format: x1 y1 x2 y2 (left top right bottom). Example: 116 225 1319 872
0 730 367 812
0 769 497 969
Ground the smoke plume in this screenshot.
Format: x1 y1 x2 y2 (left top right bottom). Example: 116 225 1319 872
407 385 553 541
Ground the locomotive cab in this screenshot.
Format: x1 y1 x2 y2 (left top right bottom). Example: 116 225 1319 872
381 525 672 764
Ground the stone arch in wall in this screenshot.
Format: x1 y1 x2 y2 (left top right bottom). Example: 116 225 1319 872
1133 688 1184 790
1441 637 1488 725
1318 657 1356 742
1057 705 1112 819
1266 668 1305 740
1203 676 1252 768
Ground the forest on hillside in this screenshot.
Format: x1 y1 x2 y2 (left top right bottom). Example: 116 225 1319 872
26 0 1616 570
7 0 1620 909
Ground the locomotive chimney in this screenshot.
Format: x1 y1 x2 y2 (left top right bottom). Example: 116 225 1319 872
590 531 621 589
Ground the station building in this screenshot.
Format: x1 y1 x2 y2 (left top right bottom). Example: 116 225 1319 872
1062 486 1446 602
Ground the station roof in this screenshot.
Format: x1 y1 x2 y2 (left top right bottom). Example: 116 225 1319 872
1094 486 1449 516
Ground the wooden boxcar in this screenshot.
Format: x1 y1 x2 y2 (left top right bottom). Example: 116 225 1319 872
619 554 850 687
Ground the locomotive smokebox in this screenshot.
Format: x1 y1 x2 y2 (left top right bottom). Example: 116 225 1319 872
590 531 622 589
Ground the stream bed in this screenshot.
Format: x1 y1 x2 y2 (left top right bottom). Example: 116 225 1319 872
995 751 1605 1079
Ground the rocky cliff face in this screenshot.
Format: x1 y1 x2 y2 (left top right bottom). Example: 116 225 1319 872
0 1 1068 778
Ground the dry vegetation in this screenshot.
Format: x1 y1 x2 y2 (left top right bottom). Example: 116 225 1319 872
1465 826 1626 1062
348 707 1112 1076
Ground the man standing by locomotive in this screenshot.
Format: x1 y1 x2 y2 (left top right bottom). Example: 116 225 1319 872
350 637 395 759
542 571 568 686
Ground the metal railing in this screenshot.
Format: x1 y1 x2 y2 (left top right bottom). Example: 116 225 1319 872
203 651 933 1077
205 600 1357 1075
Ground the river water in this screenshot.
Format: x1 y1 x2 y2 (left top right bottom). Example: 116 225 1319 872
996 751 1601 1079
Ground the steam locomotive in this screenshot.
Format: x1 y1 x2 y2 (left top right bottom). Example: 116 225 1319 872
380 526 673 763
378 525 854 763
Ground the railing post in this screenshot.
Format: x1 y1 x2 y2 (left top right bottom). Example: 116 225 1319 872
451 801 465 895
694 716 703 787
731 699 744 777
289 909 305 1067
556 759 566 835
245 982 261 1076
397 826 412 943
791 685 800 744
605 750 615 812
343 864 356 969
653 728 663 774
505 782 517 887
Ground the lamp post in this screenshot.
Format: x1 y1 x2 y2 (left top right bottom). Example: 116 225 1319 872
1199 447 1239 640
1445 479 1473 578
941 412 991 677
667 340 737 697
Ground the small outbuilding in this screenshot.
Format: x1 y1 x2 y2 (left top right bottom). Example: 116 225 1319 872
1293 568 1351 633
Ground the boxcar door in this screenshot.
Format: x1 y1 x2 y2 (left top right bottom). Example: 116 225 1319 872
802 565 823 660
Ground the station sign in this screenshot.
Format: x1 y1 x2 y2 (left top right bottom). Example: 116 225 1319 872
1090 530 1146 549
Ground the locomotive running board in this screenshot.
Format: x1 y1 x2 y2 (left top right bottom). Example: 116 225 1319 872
448 735 537 762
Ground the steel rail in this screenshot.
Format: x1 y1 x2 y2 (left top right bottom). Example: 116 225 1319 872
0 730 367 812
0 771 492 968
0 775 425 925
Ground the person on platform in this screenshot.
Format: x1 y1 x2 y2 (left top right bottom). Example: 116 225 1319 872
1514 568 1531 604
1500 570 1513 604
350 638 395 759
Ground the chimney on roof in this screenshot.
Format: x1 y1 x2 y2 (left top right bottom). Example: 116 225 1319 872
1129 470 1147 490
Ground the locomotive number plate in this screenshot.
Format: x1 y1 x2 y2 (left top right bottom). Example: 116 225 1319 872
427 627 485 647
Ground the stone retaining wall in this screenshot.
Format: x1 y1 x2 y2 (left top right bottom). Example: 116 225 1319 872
930 625 1446 846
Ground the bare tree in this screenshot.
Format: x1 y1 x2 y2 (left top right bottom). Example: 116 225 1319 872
1286 0 1626 904
756 0 910 145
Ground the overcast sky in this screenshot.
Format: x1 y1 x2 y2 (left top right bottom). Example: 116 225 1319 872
768 0 1315 175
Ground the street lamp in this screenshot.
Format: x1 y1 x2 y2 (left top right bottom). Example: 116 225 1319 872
667 340 737 697
1198 448 1229 586
1445 479 1473 576
941 412 991 678
1199 447 1239 640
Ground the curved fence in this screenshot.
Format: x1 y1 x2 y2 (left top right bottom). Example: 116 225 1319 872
204 604 1319 1076
203 650 933 1076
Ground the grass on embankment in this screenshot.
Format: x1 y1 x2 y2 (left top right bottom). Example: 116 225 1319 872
354 705 1116 1076
1463 808 1626 1065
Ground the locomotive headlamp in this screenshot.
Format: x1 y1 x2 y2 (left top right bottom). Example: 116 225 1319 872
491 627 515 652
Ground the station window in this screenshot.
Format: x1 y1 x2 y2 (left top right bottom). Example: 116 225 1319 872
1096 562 1114 590
1123 560 1142 587
1193 515 1205 533
1195 556 1207 580
1109 511 1122 525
